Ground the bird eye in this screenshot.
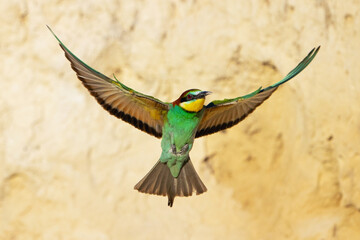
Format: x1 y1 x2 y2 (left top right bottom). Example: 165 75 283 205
187 95 193 100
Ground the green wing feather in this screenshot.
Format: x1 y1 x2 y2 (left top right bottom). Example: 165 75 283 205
48 26 169 138
261 46 320 92
196 46 320 138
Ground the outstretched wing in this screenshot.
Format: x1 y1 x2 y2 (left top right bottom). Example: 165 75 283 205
196 46 320 138
49 26 169 138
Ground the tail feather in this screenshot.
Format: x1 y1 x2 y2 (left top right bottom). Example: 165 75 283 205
134 159 207 207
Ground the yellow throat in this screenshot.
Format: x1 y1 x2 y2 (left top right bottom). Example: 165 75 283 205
179 98 205 112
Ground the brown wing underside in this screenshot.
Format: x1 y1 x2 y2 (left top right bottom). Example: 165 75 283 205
195 46 320 138
59 44 169 138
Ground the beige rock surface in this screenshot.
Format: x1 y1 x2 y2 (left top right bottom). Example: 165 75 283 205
1 0 360 239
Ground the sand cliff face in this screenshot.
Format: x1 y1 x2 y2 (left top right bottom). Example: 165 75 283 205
1 1 360 239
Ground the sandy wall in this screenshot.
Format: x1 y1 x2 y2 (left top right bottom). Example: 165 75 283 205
1 0 360 239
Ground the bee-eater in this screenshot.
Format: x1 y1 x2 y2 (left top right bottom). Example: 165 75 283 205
48 26 319 207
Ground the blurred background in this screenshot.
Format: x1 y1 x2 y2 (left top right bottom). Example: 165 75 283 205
1 0 360 239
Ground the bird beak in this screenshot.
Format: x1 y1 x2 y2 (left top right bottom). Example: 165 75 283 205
198 91 212 98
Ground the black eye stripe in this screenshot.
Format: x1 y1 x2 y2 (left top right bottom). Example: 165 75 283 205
180 97 188 102
180 92 205 102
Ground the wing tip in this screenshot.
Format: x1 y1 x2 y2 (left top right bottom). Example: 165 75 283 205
47 25 63 46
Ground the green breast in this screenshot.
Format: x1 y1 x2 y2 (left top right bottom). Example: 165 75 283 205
165 105 202 148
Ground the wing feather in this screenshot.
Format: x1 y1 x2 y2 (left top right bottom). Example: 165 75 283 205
196 46 320 138
49 27 169 138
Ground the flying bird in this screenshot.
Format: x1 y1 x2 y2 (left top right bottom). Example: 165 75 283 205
48 26 319 207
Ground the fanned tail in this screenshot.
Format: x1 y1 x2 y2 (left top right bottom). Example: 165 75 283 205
134 159 207 207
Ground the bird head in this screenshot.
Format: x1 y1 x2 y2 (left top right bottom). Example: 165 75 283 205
173 89 212 112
